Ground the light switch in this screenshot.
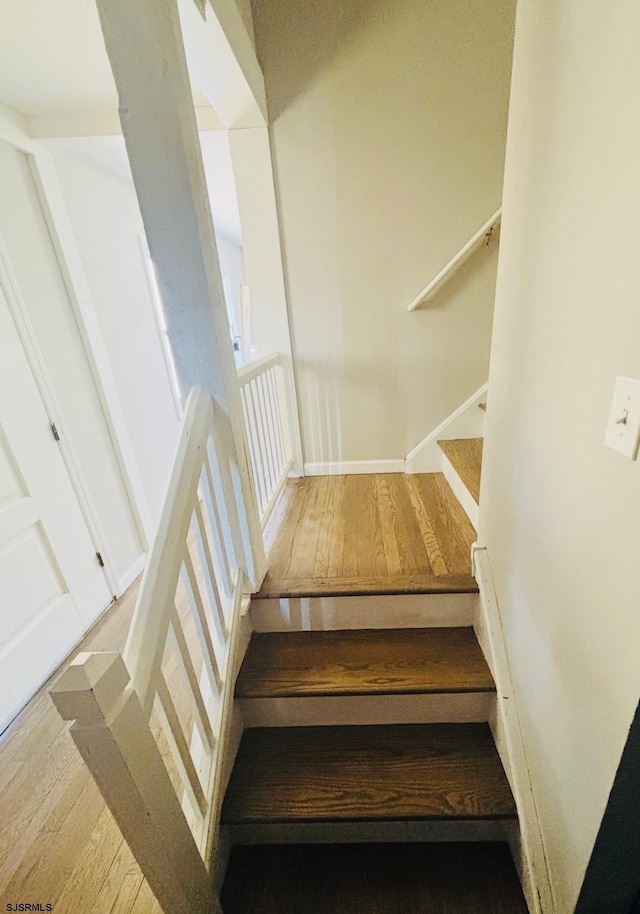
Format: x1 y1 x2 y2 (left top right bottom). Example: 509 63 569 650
604 376 640 459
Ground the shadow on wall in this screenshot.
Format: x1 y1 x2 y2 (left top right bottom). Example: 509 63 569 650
296 355 402 464
251 0 404 119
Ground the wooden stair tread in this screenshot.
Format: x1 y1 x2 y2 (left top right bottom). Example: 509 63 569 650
221 843 529 913
437 438 483 505
236 628 495 699
255 572 478 600
221 724 517 824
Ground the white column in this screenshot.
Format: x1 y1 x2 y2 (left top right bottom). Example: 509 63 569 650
95 0 265 583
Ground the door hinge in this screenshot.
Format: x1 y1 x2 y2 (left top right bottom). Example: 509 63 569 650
96 552 105 568
50 422 60 442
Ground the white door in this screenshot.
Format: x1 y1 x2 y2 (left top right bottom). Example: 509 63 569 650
0 279 112 732
0 140 144 585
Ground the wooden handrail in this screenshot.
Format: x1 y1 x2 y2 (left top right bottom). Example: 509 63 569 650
407 208 502 311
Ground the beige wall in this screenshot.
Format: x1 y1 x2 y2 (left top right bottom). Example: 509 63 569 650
251 0 515 464
479 1 640 910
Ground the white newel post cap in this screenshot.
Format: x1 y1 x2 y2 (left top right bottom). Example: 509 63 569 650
50 652 131 724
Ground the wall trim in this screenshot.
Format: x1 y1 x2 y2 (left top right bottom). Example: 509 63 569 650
304 459 405 476
405 383 488 474
472 545 556 914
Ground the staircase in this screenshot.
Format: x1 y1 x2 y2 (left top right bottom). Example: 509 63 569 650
219 614 525 910
218 441 528 908
52 384 529 912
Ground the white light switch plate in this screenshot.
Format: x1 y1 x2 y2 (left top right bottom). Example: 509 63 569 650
604 376 640 459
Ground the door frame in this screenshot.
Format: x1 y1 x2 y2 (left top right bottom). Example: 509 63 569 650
0 103 153 595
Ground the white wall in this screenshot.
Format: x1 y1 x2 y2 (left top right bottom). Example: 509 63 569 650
48 143 182 521
251 0 515 464
216 232 246 341
478 2 640 911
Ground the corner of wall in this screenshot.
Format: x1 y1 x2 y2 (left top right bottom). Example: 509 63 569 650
472 544 556 914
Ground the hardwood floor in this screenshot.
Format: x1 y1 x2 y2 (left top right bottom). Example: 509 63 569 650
235 628 495 699
258 473 477 598
221 843 529 913
221 724 516 824
437 439 483 505
0 580 163 914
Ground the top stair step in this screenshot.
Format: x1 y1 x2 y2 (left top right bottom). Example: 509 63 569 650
235 627 495 699
438 438 483 505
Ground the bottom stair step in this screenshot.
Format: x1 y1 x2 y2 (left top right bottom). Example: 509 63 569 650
221 843 528 913
221 724 516 825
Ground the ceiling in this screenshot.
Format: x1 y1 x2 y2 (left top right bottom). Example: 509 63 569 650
0 0 119 114
0 0 212 114
0 0 243 246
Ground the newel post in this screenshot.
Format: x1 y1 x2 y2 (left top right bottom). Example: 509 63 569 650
51 652 221 914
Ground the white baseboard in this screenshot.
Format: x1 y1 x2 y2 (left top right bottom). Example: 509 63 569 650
472 545 555 914
250 591 478 632
304 459 404 476
405 383 487 474
117 552 146 595
442 453 479 530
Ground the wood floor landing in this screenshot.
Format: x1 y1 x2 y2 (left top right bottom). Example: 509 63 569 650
221 724 517 824
438 439 483 505
235 628 495 699
258 473 477 599
221 843 528 913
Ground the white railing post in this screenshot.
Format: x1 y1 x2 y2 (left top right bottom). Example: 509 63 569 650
51 652 220 914
238 353 295 527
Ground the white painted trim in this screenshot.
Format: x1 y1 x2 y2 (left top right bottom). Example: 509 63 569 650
442 452 480 530
407 208 501 311
472 545 555 914
405 383 488 474
118 553 146 595
239 692 494 728
304 459 405 476
250 591 478 632
0 103 154 555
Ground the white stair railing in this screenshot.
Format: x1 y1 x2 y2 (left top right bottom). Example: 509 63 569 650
51 388 259 914
238 352 294 526
407 207 502 311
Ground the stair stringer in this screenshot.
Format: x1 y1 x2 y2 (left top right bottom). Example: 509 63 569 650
472 544 556 914
441 450 480 529
405 383 487 473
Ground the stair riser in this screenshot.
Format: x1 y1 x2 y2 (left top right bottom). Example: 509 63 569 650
442 453 479 529
250 591 478 632
224 820 511 846
239 692 494 728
